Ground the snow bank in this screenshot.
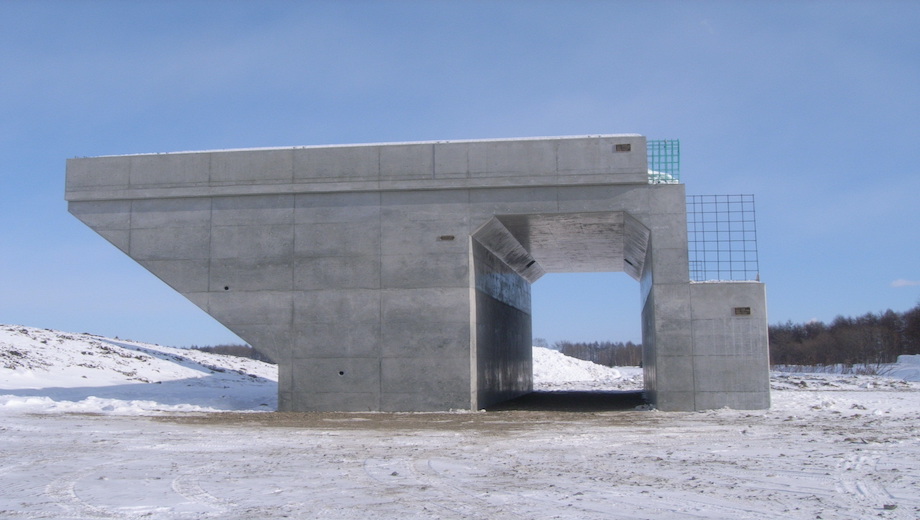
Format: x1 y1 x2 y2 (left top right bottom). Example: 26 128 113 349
6 323 917 417
532 346 643 391
0 395 225 414
891 354 920 382
1 325 277 415
532 346 621 383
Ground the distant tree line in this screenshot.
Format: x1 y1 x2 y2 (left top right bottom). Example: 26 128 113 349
552 340 642 367
191 344 274 363
769 303 920 367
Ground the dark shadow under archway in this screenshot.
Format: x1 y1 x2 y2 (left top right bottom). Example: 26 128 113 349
484 390 647 412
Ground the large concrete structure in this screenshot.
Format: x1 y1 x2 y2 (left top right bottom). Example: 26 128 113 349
65 135 770 412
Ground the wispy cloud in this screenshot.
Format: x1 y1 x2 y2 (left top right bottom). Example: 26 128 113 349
891 279 920 288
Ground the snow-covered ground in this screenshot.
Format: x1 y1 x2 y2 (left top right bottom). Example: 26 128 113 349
3 325 920 519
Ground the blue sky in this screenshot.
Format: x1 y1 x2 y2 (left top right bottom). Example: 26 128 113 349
2 1 918 347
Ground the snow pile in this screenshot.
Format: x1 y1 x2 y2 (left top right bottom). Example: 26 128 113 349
532 346 642 391
0 325 277 414
890 354 920 382
532 346 621 382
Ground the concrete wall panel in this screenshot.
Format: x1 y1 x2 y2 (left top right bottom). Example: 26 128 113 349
654 391 697 412
210 258 292 292
131 198 210 229
129 226 210 261
556 135 647 175
210 224 293 260
294 322 380 358
210 149 294 184
69 200 131 229
140 259 210 293
381 253 469 289
227 323 293 363
473 240 532 409
468 187 558 217
381 319 469 358
292 357 380 394
468 140 555 177
130 153 210 187
207 291 293 326
380 143 434 179
294 289 381 325
688 282 770 409
66 156 131 191
69 200 132 253
380 218 471 256
295 222 380 258
211 194 294 226
650 247 692 284
294 145 379 181
289 389 378 413
433 142 470 178
556 185 650 214
380 287 469 324
381 356 469 395
294 256 380 290
694 391 770 410
380 391 471 412
295 192 381 223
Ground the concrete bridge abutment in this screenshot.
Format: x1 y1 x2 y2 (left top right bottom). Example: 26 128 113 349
66 135 770 412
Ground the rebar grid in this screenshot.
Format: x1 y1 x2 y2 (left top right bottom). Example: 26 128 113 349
687 194 760 281
647 139 680 183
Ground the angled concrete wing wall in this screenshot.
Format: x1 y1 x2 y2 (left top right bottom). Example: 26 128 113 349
66 135 770 412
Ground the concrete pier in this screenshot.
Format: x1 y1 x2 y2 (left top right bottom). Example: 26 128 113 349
66 135 770 412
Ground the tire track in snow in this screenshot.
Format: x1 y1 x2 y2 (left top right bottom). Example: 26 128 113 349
45 464 120 519
170 471 234 516
833 450 911 519
362 455 527 519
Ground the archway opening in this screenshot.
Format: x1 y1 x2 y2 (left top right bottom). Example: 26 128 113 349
485 272 646 411
472 210 651 411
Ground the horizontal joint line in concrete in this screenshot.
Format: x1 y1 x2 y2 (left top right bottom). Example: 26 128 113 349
65 179 651 202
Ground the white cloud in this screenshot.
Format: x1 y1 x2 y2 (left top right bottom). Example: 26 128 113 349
891 279 920 288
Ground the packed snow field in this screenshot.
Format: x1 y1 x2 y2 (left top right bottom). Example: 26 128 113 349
2 325 920 519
